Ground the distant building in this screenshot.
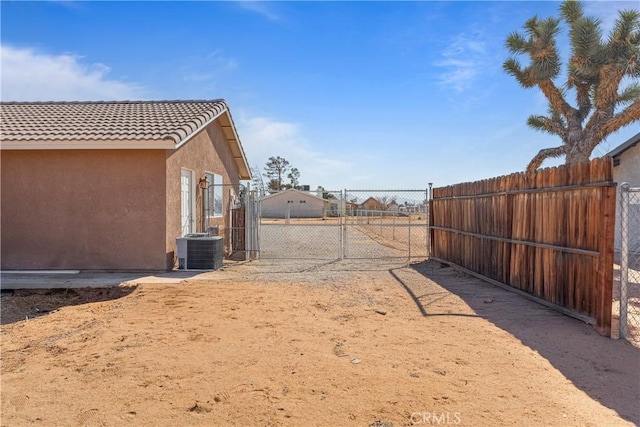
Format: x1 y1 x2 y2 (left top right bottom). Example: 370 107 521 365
606 132 640 251
359 197 383 211
260 188 328 218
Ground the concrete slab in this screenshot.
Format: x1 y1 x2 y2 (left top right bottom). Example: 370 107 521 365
0 270 220 290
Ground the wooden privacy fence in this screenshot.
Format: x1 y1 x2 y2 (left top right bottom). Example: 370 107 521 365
231 208 246 253
429 158 616 335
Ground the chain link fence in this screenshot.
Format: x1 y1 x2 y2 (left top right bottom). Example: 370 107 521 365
343 190 429 259
258 189 343 259
256 189 430 260
616 184 640 344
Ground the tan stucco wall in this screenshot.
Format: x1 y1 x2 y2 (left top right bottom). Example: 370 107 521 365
613 143 640 187
1 150 167 270
165 121 242 268
261 191 326 218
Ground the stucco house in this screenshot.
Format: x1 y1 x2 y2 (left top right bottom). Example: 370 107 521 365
608 132 640 186
260 189 327 218
325 199 359 217
606 132 639 251
345 201 359 215
0 100 251 271
359 197 383 211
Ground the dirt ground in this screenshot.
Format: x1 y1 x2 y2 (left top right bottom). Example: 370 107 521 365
1 259 639 426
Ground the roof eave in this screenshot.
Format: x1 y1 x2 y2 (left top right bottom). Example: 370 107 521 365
220 107 252 181
172 103 252 180
605 132 640 158
0 99 253 180
0 139 175 150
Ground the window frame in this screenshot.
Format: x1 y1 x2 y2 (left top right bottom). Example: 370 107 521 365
205 172 224 218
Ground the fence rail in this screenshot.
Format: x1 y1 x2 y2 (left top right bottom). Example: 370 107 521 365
430 158 616 335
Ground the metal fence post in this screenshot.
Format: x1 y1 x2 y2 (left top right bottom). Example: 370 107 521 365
620 183 630 339
245 182 251 261
341 189 345 260
408 213 412 259
392 214 396 240
427 184 433 259
253 184 258 260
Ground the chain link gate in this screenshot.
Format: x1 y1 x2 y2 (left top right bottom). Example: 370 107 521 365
257 189 343 259
343 190 429 259
618 183 640 344
255 188 430 260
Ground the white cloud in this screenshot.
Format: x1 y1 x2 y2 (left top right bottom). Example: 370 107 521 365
436 60 477 91
235 114 356 189
235 1 281 22
583 1 638 37
206 49 238 71
435 32 486 93
0 45 145 101
180 49 238 89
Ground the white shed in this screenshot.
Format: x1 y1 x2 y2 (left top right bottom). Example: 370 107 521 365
260 188 328 218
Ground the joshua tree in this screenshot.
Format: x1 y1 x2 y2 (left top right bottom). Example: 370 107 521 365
504 0 639 171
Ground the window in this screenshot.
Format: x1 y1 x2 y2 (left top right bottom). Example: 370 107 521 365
205 173 223 217
181 170 194 235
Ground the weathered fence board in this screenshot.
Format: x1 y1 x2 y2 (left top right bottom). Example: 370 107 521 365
231 208 246 253
430 158 616 335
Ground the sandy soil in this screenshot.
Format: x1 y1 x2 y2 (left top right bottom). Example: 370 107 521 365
1 259 639 426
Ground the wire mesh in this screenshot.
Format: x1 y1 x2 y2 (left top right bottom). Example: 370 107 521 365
258 189 342 259
255 189 430 260
618 185 640 344
344 190 429 259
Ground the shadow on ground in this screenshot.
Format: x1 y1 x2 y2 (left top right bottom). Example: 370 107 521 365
0 286 137 325
614 249 640 270
396 260 640 425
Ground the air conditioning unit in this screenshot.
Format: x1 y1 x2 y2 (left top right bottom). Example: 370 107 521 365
176 235 223 270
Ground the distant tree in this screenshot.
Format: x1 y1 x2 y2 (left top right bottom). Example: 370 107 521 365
312 185 337 199
287 167 301 189
263 156 291 192
251 165 266 196
378 196 389 210
504 0 640 171
267 179 281 193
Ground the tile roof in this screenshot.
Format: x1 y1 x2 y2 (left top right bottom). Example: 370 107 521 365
0 99 252 180
0 100 228 144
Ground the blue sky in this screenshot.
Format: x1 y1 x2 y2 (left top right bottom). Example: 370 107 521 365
2 1 638 190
